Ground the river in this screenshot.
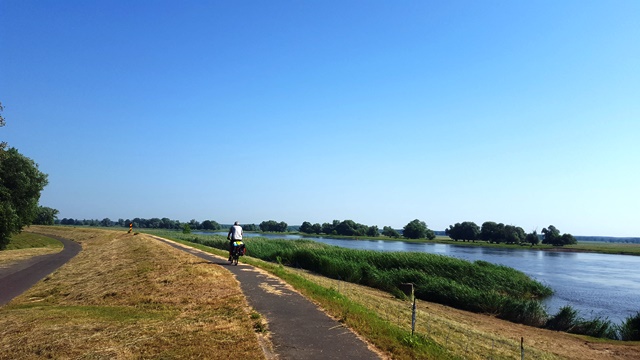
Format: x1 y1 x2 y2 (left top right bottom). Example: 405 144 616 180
206 231 640 323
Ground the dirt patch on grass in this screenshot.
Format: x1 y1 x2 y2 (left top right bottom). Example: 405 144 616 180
1 227 266 359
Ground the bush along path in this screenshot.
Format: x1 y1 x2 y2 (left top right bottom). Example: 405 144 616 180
151 235 383 360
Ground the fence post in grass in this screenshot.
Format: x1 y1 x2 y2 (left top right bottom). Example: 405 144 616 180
521 337 524 360
411 296 417 336
400 283 416 335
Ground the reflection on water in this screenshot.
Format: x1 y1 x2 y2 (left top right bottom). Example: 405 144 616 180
202 231 640 323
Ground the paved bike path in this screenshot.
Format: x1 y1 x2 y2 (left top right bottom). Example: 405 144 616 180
151 236 382 360
0 235 81 306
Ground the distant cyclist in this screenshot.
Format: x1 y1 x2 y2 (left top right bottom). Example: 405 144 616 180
227 221 243 261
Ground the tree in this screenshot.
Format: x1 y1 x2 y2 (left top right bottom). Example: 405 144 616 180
525 231 540 246
541 225 561 245
259 220 288 232
0 102 6 150
201 220 220 230
0 148 49 249
33 206 59 225
541 225 576 246
480 221 506 243
182 224 191 234
446 221 480 242
403 219 435 239
560 233 577 245
299 221 314 234
504 225 526 244
382 226 400 238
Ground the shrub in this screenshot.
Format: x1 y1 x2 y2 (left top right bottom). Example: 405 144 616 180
546 306 579 331
618 312 640 341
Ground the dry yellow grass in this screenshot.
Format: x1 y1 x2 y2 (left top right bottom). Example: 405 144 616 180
0 226 267 360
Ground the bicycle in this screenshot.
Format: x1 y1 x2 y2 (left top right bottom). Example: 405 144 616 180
229 240 246 266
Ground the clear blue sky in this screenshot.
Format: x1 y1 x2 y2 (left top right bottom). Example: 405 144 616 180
1 1 639 237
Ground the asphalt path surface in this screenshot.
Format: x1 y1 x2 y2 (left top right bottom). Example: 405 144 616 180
0 234 81 306
151 236 382 360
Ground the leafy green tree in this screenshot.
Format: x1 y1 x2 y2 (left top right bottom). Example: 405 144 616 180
446 221 480 242
201 220 220 230
0 102 6 150
299 221 314 233
382 226 400 238
335 220 358 236
366 225 379 237
100 218 112 227
541 225 576 246
504 225 526 244
259 220 288 232
560 233 577 245
0 148 49 249
542 225 560 245
403 219 434 239
480 221 506 243
525 230 540 246
33 206 59 225
243 223 259 231
311 223 322 234
182 224 191 234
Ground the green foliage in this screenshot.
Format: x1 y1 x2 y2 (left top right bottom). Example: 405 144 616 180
546 305 579 331
200 220 221 230
571 317 617 339
182 224 191 234
0 148 49 249
445 221 480 242
403 219 435 239
259 220 288 232
525 230 540 246
381 226 400 238
545 305 619 339
32 206 59 225
618 312 640 341
542 225 577 246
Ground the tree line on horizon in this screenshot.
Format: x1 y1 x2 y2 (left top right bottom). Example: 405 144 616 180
38 214 579 246
446 221 577 246
299 219 437 240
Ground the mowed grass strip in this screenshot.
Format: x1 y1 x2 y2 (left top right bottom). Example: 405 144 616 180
0 232 63 270
0 226 266 360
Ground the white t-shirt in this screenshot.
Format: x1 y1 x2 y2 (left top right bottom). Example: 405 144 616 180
229 225 243 240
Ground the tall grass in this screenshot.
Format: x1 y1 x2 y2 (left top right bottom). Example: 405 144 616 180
618 311 640 341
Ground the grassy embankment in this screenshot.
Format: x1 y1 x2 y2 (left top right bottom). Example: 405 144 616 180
7 227 638 359
148 230 640 359
157 231 552 325
1 226 267 359
0 232 63 271
153 231 640 339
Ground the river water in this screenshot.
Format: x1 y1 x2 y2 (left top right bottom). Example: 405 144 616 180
207 231 640 323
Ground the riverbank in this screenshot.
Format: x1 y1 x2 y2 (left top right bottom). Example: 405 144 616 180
261 231 640 256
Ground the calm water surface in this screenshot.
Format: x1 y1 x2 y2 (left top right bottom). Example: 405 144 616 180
209 232 640 323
